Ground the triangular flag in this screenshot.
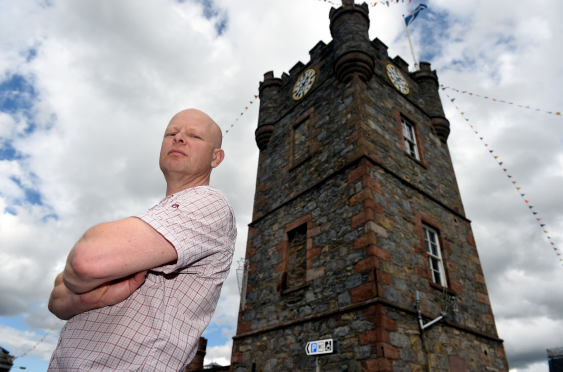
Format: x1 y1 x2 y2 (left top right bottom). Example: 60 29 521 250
508 175 512 178
545 231 548 233
451 98 455 102
525 200 529 203
541 224 546 227
499 162 503 165
254 95 258 98
512 181 516 184
557 112 561 115
250 101 253 104
533 212 538 215
461 112 464 115
521 193 524 196
494 156 498 159
517 187 521 190
537 218 541 221
529 206 533 209
245 107 248 110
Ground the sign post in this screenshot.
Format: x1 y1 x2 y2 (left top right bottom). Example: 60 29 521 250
305 338 338 371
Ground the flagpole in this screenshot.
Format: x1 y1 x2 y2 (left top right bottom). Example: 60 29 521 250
403 15 419 71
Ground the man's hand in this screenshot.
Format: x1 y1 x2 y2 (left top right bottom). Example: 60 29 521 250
48 270 147 320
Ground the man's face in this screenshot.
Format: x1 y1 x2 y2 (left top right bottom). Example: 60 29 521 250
159 110 223 181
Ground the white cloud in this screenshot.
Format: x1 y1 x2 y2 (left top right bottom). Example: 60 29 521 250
0 324 62 362
204 340 233 368
0 0 562 370
511 363 549 372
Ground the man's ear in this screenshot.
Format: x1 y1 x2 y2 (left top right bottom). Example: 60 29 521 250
211 148 225 168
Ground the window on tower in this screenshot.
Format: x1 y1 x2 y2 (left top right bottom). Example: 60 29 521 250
292 118 310 165
402 118 419 160
286 223 308 289
423 226 447 287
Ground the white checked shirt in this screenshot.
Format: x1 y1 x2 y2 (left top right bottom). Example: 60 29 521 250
49 186 237 372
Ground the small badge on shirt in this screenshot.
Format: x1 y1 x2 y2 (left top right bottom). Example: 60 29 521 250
171 204 179 208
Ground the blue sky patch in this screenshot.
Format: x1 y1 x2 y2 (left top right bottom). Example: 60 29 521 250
407 7 451 64
0 141 19 160
0 74 37 114
26 48 38 63
202 323 234 347
179 0 228 36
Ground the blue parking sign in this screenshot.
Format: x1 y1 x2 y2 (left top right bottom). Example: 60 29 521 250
311 342 317 353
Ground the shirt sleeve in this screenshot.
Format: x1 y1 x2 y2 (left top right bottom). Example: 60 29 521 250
136 189 235 275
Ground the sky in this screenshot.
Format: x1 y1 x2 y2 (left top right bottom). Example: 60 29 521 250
0 0 561 371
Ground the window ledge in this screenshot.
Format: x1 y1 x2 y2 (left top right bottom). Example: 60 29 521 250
281 283 310 295
429 281 458 296
405 152 429 169
288 155 312 172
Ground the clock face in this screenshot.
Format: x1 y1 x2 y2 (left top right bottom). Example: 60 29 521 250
386 64 409 94
293 69 316 100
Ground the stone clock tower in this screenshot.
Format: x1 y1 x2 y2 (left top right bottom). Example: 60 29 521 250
231 2 509 371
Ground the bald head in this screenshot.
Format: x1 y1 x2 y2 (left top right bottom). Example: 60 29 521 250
169 109 222 149
159 109 225 195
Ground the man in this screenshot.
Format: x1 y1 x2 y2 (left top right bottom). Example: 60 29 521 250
48 109 236 371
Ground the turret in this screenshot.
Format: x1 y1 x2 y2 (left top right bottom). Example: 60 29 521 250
412 61 451 142
255 71 282 151
329 0 374 83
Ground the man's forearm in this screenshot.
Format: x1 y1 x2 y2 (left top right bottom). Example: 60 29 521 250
62 218 177 294
48 270 148 320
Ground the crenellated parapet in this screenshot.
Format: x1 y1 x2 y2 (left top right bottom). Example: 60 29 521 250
411 61 451 142
329 0 374 83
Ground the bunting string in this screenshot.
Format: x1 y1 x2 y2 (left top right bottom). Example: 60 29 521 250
442 88 562 267
442 86 561 117
14 320 63 360
316 0 415 7
223 95 258 136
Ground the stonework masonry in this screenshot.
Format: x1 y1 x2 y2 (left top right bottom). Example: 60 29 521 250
231 1 508 371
